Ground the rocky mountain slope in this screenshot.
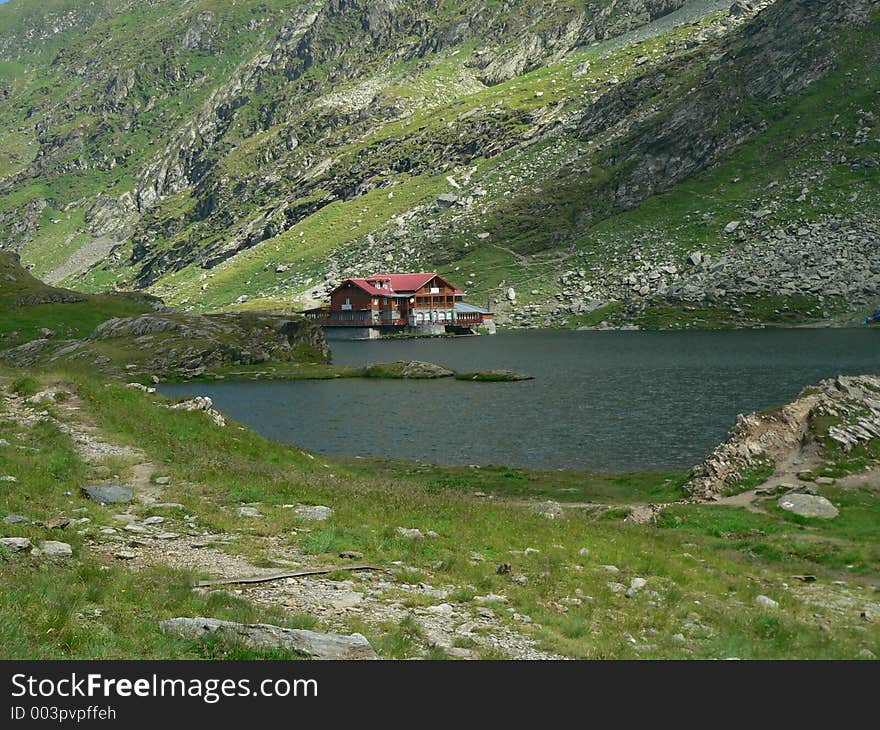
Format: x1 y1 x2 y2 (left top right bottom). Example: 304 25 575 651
0 0 877 327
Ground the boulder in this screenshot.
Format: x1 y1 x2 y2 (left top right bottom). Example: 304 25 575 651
294 505 333 521
0 537 32 552
235 506 262 519
755 595 779 609
159 617 378 660
81 485 133 504
38 541 73 558
532 500 564 520
777 493 838 519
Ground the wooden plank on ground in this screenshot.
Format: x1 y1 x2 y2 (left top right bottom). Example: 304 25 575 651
195 564 385 587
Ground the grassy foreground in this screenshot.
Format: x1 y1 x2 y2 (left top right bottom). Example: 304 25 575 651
1 368 878 660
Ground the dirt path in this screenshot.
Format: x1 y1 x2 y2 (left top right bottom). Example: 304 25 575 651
4 381 561 660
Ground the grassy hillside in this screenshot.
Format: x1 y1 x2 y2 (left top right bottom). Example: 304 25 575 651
0 251 156 348
1 1 877 328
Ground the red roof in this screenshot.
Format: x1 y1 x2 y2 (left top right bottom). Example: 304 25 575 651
367 273 437 292
333 272 463 297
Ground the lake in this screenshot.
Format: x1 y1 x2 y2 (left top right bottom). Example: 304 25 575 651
159 329 879 472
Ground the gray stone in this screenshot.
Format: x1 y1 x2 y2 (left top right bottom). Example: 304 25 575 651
153 476 171 486
0 537 32 552
532 500 564 520
142 516 164 525
3 514 29 524
724 220 741 234
159 617 378 660
81 485 133 504
754 595 779 609
236 506 262 519
436 192 458 208
294 505 332 521
396 527 424 540
777 493 838 519
39 541 73 558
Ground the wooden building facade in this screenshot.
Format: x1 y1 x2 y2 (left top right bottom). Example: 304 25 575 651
304 273 494 336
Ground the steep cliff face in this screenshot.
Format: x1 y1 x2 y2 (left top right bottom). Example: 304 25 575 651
0 0 877 327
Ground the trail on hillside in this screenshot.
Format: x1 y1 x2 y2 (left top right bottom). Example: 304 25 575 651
2 381 561 660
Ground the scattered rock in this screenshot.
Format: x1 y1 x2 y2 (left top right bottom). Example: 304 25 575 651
0 537 32 552
38 541 73 558
532 501 564 520
0 475 18 483
159 617 378 660
169 397 226 427
294 505 333 521
142 516 164 525
425 603 454 617
777 493 839 519
235 506 262 519
153 476 172 486
81 485 133 504
114 550 137 560
396 527 424 540
3 514 29 524
754 595 779 610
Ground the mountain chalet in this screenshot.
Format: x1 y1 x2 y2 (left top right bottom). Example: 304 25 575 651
303 273 495 339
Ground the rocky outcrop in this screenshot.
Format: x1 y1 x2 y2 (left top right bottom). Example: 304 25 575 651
685 375 880 500
1 310 331 378
159 617 379 660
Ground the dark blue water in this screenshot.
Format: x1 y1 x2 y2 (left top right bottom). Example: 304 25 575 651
160 329 879 472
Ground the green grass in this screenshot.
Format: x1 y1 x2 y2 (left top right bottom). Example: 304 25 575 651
1 367 877 659
723 457 776 497
344 458 689 504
